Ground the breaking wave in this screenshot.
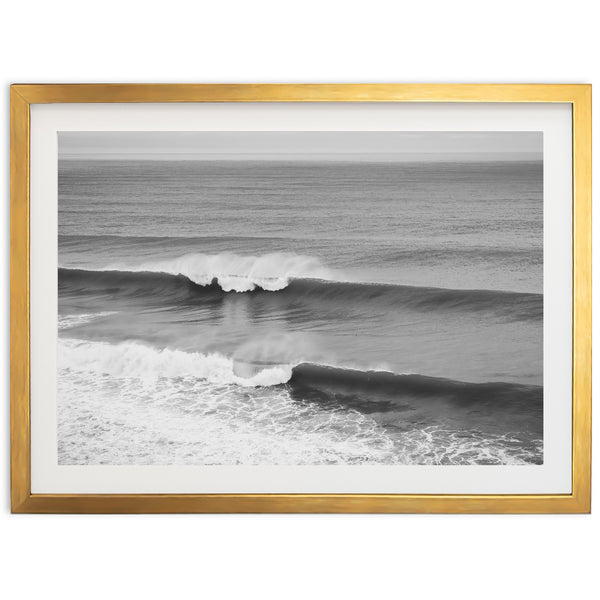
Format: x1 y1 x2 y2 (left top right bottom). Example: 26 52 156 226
58 338 542 406
102 252 334 292
59 265 542 320
58 338 294 388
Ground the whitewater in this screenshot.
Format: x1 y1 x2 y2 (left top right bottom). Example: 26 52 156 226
103 252 337 292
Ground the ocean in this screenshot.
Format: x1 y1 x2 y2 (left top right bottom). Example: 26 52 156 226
57 158 543 465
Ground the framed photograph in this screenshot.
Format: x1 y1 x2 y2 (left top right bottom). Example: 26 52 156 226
10 84 591 513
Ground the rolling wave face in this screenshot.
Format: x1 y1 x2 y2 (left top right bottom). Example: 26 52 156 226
103 252 334 292
59 265 542 321
281 280 542 320
289 363 542 422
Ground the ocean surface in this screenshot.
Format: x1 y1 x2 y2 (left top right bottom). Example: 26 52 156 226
58 159 543 465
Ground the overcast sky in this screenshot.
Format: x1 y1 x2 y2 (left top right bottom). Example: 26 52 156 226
58 131 542 161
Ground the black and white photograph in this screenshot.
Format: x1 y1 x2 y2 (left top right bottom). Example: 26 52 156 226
57 130 543 466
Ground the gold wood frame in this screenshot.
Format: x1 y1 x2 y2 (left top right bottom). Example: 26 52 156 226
10 84 591 513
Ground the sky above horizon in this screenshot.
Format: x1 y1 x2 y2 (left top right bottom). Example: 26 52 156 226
58 131 543 161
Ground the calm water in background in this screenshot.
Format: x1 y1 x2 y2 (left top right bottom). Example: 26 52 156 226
57 159 543 465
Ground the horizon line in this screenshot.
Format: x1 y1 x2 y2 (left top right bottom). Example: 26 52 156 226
59 151 543 163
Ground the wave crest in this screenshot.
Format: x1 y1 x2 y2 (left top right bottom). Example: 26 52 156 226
59 338 294 387
106 252 333 292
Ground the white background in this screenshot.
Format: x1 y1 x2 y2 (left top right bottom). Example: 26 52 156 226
1 1 596 598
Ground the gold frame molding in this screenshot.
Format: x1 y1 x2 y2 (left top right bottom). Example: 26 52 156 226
10 84 592 513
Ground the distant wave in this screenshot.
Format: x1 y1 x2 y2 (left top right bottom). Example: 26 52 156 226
59 266 542 321
58 311 116 330
100 252 334 292
58 234 304 244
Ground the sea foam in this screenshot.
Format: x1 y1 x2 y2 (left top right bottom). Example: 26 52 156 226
58 338 294 387
105 252 334 292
